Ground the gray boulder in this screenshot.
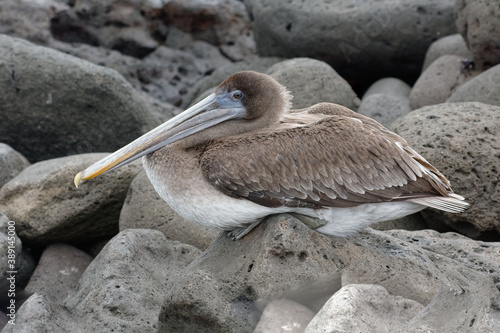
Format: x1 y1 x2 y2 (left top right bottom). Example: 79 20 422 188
25 244 93 303
447 63 500 107
362 77 411 100
3 229 202 333
455 0 500 70
391 102 500 239
0 154 142 245
409 55 476 109
244 0 457 85
359 94 410 127
305 284 424 333
120 171 219 251
0 35 163 162
267 58 360 110
422 34 473 71
0 143 30 189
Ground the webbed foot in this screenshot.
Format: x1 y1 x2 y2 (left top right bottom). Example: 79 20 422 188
227 221 261 240
289 213 328 229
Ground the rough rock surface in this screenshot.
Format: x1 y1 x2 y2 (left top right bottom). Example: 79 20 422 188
25 244 93 303
245 0 457 89
253 299 315 333
0 143 30 189
409 55 476 109
391 102 500 239
0 154 142 245
120 171 219 250
267 58 359 110
359 94 411 127
447 62 500 107
3 229 202 333
422 33 473 70
0 35 164 162
304 284 424 333
455 0 500 70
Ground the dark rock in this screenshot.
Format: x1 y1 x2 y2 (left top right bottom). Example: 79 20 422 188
447 62 500 107
50 0 158 58
391 102 500 240
455 0 500 70
267 58 360 110
305 284 424 332
120 171 219 250
244 0 457 91
2 229 202 333
422 33 473 71
0 35 164 162
409 55 476 109
156 0 256 61
0 143 30 189
25 244 93 303
0 154 142 245
254 299 315 333
371 214 428 232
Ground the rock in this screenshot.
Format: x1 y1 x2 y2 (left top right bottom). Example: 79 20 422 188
447 63 500 107
267 58 360 110
25 244 93 303
304 284 424 333
0 143 30 189
358 94 411 127
362 77 411 100
51 0 158 58
0 154 142 245
391 102 500 239
3 229 202 333
455 0 500 69
245 0 457 90
182 57 283 108
158 215 343 333
159 215 499 332
156 0 256 61
422 34 473 71
0 35 164 162
409 55 475 109
0 213 36 296
120 171 219 250
253 299 315 333
371 213 428 232
0 0 67 45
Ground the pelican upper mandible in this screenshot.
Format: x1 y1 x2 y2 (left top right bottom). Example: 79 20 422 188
74 71 469 239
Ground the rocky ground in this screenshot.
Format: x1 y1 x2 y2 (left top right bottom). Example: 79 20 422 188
0 0 499 332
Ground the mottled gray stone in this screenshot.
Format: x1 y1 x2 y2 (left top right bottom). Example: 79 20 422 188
0 143 30 189
422 34 473 71
3 229 202 333
305 284 424 333
267 58 360 110
447 62 500 107
362 77 411 100
120 171 218 250
409 55 475 109
245 0 457 86
25 244 93 303
455 0 500 70
358 93 411 127
0 154 142 245
391 102 500 239
254 299 315 333
0 35 164 162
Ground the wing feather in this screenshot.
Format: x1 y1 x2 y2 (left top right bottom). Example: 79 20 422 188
200 103 459 209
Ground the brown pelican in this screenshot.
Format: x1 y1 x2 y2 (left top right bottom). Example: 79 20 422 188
74 71 468 239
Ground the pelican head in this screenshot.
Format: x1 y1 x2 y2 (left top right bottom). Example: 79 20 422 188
74 71 291 187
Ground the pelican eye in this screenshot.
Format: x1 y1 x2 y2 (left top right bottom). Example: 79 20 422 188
232 91 243 100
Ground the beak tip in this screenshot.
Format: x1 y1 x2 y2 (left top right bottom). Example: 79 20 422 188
74 172 83 188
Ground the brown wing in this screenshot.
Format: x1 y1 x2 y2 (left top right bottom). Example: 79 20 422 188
199 103 454 209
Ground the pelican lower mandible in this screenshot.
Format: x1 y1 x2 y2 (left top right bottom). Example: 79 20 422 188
74 71 468 240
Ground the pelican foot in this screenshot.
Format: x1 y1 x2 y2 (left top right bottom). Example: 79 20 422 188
290 213 328 229
227 221 261 240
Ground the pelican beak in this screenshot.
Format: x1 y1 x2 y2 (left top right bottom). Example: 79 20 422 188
74 92 246 187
